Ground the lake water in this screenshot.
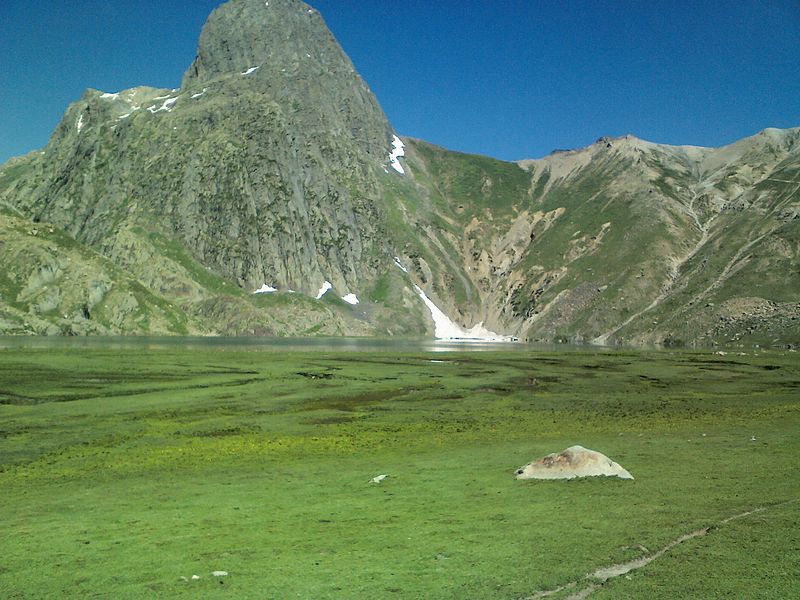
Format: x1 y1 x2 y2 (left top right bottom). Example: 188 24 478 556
0 336 593 353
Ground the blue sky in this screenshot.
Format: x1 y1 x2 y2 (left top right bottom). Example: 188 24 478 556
1 0 798 165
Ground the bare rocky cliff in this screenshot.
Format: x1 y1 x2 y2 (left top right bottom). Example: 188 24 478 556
0 0 420 337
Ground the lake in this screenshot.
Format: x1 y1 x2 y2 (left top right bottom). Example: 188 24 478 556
0 335 565 353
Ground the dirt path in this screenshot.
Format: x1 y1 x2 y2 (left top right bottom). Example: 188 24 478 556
523 500 796 600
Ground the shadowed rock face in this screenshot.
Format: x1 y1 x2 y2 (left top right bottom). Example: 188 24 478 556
0 0 395 299
182 0 392 161
515 445 634 480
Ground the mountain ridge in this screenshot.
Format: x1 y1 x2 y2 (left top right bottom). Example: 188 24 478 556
1 0 797 346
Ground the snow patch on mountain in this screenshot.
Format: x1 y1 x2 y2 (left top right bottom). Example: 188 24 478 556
412 282 515 342
316 281 332 299
148 97 178 114
253 283 277 294
392 258 511 341
393 257 408 273
389 136 406 174
117 106 141 120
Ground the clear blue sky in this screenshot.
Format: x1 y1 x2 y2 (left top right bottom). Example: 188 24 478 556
1 0 798 165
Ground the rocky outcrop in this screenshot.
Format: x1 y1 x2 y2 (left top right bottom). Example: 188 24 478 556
1 0 395 298
515 446 634 480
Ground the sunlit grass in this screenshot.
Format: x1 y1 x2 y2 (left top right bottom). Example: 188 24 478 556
1 347 798 598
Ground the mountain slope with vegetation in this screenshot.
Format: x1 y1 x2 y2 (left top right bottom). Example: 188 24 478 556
395 130 800 346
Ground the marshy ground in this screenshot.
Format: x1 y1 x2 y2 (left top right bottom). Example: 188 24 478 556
1 345 797 598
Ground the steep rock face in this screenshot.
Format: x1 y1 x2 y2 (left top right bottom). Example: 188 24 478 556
3 0 395 299
0 0 425 337
183 0 390 163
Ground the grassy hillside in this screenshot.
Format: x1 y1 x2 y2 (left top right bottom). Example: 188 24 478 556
401 131 800 347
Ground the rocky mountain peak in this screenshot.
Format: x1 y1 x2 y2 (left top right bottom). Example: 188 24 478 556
183 0 342 87
181 0 392 160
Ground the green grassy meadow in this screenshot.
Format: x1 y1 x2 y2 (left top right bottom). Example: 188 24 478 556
1 345 798 598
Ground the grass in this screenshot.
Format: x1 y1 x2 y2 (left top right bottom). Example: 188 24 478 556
407 140 531 219
146 232 243 299
1 346 798 598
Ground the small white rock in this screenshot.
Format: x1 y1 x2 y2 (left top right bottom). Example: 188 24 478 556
370 474 388 484
212 571 228 577
191 575 201 580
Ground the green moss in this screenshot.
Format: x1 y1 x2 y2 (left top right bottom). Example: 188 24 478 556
368 272 391 303
147 232 241 297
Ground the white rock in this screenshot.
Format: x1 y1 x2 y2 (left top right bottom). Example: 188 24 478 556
515 445 634 480
212 571 228 577
370 474 388 484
